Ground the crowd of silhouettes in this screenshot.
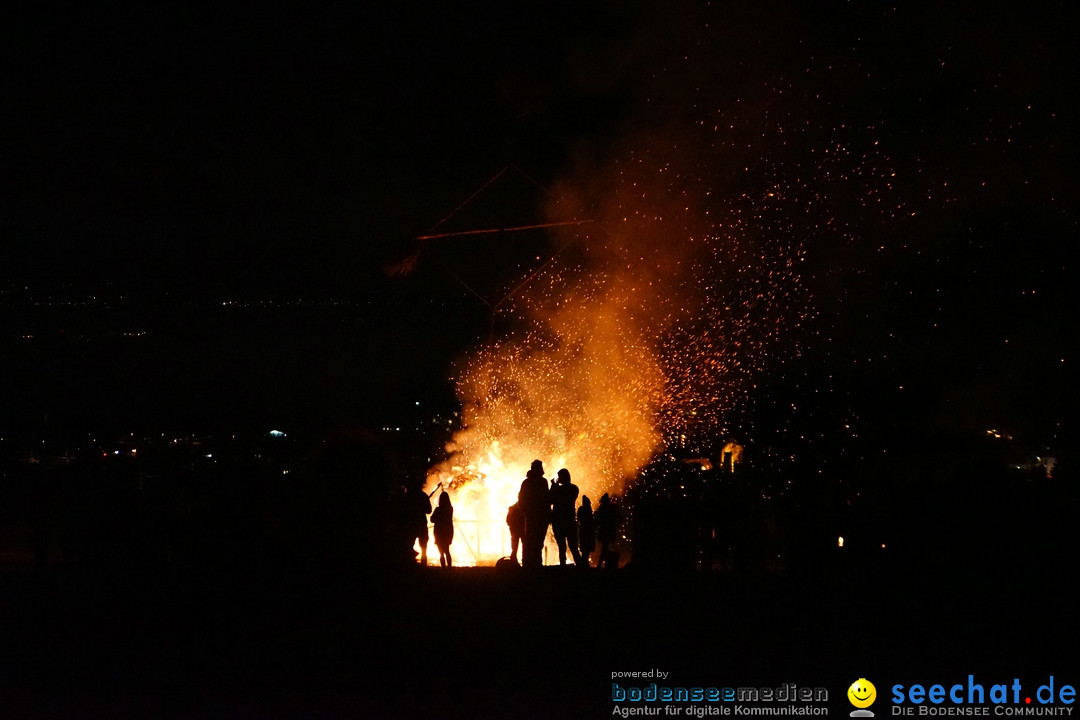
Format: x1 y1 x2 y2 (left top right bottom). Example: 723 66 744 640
505 459 621 569
389 458 625 570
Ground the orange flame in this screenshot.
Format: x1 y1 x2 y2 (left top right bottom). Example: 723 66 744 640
422 281 667 565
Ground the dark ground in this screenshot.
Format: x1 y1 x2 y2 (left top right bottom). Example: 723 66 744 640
2 555 1074 719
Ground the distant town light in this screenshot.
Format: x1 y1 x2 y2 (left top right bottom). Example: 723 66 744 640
269 430 286 437
837 536 844 548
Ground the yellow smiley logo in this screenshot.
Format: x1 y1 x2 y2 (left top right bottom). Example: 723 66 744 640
848 679 877 709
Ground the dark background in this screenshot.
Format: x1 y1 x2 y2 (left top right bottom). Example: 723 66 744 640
2 1 1076 446
1 2 1077 717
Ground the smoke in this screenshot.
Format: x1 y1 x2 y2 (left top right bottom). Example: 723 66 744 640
430 132 763 498
427 3 901 502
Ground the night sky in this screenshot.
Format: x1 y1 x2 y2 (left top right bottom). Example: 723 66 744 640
3 1 1077 451
3 4 1079 717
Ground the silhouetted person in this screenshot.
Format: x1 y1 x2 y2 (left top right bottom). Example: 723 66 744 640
431 491 454 567
404 483 433 565
506 501 525 564
578 495 596 567
550 468 583 566
595 493 620 569
518 459 551 568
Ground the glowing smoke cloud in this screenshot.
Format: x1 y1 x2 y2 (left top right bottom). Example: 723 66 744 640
424 121 897 564
423 6 902 564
